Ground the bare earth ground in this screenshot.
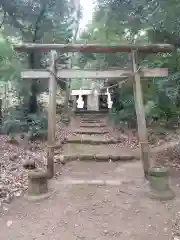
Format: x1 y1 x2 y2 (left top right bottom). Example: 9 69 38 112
1 114 180 239
0 161 180 240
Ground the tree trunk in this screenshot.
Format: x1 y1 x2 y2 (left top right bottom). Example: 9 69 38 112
27 52 41 113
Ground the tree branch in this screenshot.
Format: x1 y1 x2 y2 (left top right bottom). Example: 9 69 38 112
73 0 81 42
1 2 26 35
32 4 47 42
0 11 6 29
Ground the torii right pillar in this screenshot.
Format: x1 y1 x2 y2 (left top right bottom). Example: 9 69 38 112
131 50 150 178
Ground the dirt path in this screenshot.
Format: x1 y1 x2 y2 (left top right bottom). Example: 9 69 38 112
0 161 179 240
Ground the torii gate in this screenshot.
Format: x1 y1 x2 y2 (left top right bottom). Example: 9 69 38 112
14 43 175 178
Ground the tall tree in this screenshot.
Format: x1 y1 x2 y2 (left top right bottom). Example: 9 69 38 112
76 0 180 125
0 0 76 113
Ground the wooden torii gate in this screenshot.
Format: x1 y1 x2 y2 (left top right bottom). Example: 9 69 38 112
14 43 175 178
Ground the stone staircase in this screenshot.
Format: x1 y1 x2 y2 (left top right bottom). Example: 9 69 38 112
56 111 138 163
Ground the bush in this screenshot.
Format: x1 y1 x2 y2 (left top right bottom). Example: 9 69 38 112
27 114 48 140
1 119 27 135
1 106 48 141
27 114 48 130
109 82 180 130
26 129 48 141
108 107 136 128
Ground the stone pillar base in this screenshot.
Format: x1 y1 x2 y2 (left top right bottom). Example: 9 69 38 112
148 188 175 201
148 167 175 201
24 169 52 201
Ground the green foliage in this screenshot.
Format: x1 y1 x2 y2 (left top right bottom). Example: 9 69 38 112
74 0 180 129
1 105 48 140
2 119 26 135
27 113 48 131
0 34 13 58
25 113 48 140
0 34 20 82
0 0 79 113
110 86 137 128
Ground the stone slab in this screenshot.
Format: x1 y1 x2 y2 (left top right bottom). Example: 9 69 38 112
61 154 136 162
73 129 108 135
65 138 121 145
80 124 107 128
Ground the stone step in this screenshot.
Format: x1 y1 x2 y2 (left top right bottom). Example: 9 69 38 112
79 114 106 118
79 117 107 121
80 117 105 121
64 135 121 145
73 129 108 135
80 115 107 118
56 153 136 163
80 124 107 128
81 118 104 121
75 110 109 115
81 120 104 124
58 179 123 186
63 143 108 155
80 120 105 123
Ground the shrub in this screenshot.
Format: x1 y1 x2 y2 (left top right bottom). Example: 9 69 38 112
1 106 48 141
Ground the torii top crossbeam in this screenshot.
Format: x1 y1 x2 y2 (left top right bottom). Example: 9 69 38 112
14 43 175 53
